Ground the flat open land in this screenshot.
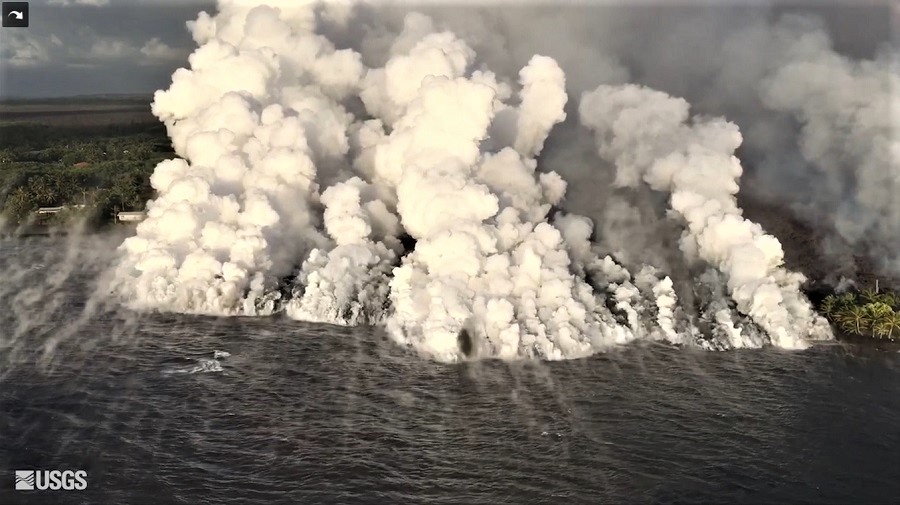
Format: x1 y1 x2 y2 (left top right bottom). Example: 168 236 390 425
0 96 156 127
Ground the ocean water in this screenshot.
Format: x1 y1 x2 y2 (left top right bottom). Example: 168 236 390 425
1 235 899 504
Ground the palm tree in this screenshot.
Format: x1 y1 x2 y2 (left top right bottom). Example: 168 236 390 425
49 171 72 202
865 302 893 316
879 292 899 310
864 302 894 337
837 292 857 311
874 312 900 341
839 306 870 335
820 295 838 321
860 288 880 304
29 176 55 205
3 187 36 221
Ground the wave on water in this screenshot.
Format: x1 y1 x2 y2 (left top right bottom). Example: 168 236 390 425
162 351 229 375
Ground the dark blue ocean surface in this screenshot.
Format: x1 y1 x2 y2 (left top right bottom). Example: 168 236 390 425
1 236 899 505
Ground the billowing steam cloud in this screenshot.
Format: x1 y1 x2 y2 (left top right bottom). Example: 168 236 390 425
579 84 831 348
622 12 898 283
110 2 363 315
104 0 900 362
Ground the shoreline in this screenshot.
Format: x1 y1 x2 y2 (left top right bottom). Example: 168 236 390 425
2 225 895 351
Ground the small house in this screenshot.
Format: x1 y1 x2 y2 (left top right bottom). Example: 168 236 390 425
36 206 65 215
116 211 147 223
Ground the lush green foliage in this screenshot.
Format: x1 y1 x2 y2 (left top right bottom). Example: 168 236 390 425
0 123 171 226
820 288 900 341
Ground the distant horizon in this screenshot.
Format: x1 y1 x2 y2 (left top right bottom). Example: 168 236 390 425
2 1 892 100
0 92 156 102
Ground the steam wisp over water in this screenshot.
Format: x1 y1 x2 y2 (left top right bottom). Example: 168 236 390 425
107 0 898 362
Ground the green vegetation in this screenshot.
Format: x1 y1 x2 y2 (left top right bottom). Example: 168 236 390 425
820 288 900 341
0 121 171 227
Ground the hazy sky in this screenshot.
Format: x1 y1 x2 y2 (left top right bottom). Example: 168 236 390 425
0 0 213 97
0 0 894 98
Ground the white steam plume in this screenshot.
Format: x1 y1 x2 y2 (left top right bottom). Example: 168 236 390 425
579 84 832 348
110 1 363 315
107 1 842 362
398 7 895 284
360 33 630 361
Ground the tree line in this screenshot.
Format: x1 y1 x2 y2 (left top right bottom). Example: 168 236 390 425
0 123 171 227
820 288 900 341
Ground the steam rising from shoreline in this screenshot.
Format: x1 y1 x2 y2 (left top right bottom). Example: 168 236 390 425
108 0 896 362
579 84 830 348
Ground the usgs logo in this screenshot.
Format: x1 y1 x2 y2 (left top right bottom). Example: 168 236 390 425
15 470 88 491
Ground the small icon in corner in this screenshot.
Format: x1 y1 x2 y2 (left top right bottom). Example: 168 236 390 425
2 2 29 28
